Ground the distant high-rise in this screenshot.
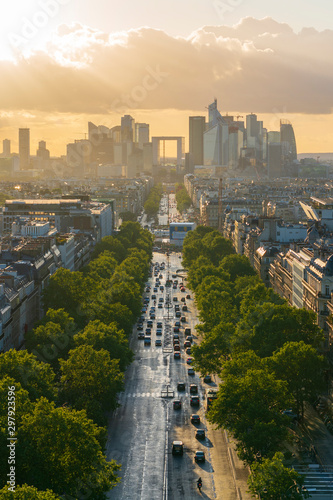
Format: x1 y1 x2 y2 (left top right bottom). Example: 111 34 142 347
135 123 149 149
280 120 297 165
189 116 205 170
204 100 229 166
268 142 282 179
19 128 30 170
3 139 10 157
121 115 135 142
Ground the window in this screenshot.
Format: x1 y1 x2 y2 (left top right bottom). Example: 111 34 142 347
326 285 330 296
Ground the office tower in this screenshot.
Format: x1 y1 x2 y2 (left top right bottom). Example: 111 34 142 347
267 131 281 144
268 142 282 179
135 123 149 149
280 120 297 165
143 143 153 172
228 127 244 170
3 139 10 157
121 115 135 142
204 100 229 166
246 114 264 162
19 128 30 170
189 116 205 169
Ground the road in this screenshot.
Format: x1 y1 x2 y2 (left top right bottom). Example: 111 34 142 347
106 194 247 499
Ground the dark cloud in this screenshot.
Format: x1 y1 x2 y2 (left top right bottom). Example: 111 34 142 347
0 17 332 115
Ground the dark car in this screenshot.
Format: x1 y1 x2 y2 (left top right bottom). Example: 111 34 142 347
137 324 143 331
194 451 205 463
181 316 186 323
138 332 145 340
184 328 191 335
203 375 212 383
190 384 198 394
145 328 151 335
176 311 181 318
172 441 184 456
186 294 191 299
157 321 163 328
174 327 179 333
174 321 181 327
173 400 182 410
186 347 191 355
181 297 186 302
190 396 200 406
184 340 191 348
191 414 200 424
182 305 188 312
177 382 185 391
173 297 178 302
196 429 206 440
174 352 181 359
174 344 181 352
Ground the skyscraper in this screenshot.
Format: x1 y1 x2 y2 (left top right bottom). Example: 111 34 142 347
280 120 297 165
189 116 205 169
135 123 149 149
121 115 135 142
2 139 10 157
204 100 229 166
19 128 30 170
268 142 282 179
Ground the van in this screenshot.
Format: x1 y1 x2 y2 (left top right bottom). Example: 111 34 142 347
172 441 184 456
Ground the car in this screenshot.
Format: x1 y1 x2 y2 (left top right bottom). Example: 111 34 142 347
159 297 164 302
182 305 188 312
186 335 193 344
152 294 156 300
153 287 158 292
196 429 206 440
174 321 181 327
145 328 151 335
175 305 180 311
147 320 153 327
282 409 300 422
177 382 185 391
176 312 181 318
184 328 191 335
155 339 162 346
138 332 145 339
144 336 151 345
181 316 186 323
172 441 184 456
184 341 191 348
141 307 147 314
156 328 163 335
150 314 156 320
137 324 143 331
181 287 185 292
203 375 212 383
158 303 163 308
189 383 198 394
194 451 205 463
173 297 178 302
191 414 200 424
173 284 177 289
173 400 182 410
160 286 164 291
187 357 193 365
174 352 181 359
186 347 191 355
145 287 150 292
181 297 186 302
188 368 195 376
157 322 163 328
186 294 191 299
174 327 179 333
174 344 180 352
190 396 200 406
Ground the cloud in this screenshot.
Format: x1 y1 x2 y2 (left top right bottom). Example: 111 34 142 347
0 17 332 115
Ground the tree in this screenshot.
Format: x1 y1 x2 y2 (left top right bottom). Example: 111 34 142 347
232 304 324 357
119 211 137 222
269 341 326 417
0 350 56 402
17 398 120 498
86 251 118 285
74 320 133 371
85 301 134 336
238 282 285 316
91 236 127 262
59 345 124 419
0 485 61 499
188 257 231 292
202 232 235 266
208 368 291 463
248 452 309 499
192 321 235 375
219 254 256 282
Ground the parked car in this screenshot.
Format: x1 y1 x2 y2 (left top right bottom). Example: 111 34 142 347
144 336 151 345
188 368 195 376
196 429 206 440
194 451 205 463
203 375 212 383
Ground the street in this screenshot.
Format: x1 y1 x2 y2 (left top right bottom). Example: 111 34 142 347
106 194 247 499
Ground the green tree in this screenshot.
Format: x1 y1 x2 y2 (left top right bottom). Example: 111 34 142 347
248 452 309 499
219 254 256 282
0 485 61 499
232 304 324 357
202 232 235 266
17 398 120 498
86 251 118 285
59 345 124 419
85 301 134 336
91 236 127 262
0 350 56 402
269 341 326 417
119 211 137 222
208 368 291 463
74 320 133 371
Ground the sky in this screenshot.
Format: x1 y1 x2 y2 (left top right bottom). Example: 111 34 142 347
0 0 333 156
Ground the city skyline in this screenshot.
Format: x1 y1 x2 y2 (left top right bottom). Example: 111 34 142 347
0 2 332 155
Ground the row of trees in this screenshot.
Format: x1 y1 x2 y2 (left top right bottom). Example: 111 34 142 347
0 222 154 498
175 183 192 213
144 184 163 217
184 226 326 498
